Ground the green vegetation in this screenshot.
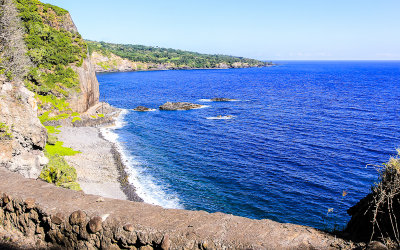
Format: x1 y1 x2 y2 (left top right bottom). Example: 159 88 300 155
14 0 87 121
39 111 70 124
40 125 81 190
45 125 61 134
87 40 271 69
47 134 57 145
39 154 81 191
0 122 12 140
71 116 81 123
45 141 80 156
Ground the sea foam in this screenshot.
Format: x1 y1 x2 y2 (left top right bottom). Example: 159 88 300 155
100 109 183 209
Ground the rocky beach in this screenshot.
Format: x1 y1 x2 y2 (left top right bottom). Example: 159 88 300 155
57 107 143 202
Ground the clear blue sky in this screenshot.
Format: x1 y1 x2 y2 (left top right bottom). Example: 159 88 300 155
43 0 400 60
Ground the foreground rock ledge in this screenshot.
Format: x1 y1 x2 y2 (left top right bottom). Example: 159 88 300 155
0 168 355 249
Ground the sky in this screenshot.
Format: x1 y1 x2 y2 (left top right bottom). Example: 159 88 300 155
42 0 400 61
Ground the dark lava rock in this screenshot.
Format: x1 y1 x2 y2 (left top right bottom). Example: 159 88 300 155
211 98 236 102
88 216 103 233
123 224 134 232
159 102 203 111
69 210 86 225
134 106 153 112
52 213 64 225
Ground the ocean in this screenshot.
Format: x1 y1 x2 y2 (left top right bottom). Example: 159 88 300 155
97 61 400 230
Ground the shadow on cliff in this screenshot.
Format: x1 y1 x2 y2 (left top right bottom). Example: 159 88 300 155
340 151 400 249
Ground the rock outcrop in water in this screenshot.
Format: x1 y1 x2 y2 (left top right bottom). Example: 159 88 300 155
159 102 204 111
211 98 237 102
133 106 154 112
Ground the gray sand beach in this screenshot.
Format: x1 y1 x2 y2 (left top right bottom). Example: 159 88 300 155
58 126 128 200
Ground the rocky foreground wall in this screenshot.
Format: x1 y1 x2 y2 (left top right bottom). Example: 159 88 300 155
0 168 357 249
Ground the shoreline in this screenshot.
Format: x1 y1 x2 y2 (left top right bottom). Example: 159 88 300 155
95 64 274 74
99 130 143 202
58 107 143 202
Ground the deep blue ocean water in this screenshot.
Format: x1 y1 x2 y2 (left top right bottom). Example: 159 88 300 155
98 61 400 230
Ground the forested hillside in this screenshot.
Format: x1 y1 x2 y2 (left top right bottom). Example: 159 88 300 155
87 40 271 70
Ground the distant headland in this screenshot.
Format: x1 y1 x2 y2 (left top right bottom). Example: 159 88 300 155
87 40 273 73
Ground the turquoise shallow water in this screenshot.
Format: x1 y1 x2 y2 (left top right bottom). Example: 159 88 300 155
97 61 400 230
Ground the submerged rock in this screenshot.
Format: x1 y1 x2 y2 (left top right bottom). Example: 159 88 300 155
159 102 204 111
206 115 234 120
211 98 237 102
133 106 154 112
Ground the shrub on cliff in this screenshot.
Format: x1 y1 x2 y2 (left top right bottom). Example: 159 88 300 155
39 154 81 191
0 122 12 140
345 150 400 246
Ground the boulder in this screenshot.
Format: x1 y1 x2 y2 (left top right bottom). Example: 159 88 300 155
159 102 204 111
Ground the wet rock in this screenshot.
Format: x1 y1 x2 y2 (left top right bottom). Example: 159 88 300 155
159 102 204 111
210 98 236 102
134 106 154 112
88 216 103 233
69 210 86 225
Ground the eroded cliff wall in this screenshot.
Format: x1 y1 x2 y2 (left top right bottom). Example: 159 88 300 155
0 78 48 178
69 55 100 113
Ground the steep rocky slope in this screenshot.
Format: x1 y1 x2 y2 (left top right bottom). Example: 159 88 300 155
0 0 100 178
0 0 47 178
0 77 47 178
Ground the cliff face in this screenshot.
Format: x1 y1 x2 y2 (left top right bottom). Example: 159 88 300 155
69 55 100 113
0 78 48 178
45 9 99 113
